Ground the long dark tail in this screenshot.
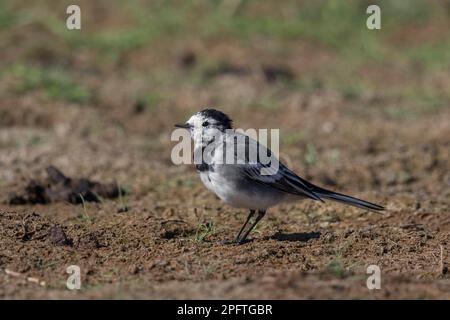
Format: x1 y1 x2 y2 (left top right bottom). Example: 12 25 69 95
316 189 384 211
278 164 384 211
295 176 384 211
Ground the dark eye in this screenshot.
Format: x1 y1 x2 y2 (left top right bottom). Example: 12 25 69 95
202 121 209 127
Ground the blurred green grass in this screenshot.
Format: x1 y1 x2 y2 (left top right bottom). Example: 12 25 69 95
64 1 448 69
2 64 93 104
2 1 448 61
0 0 448 114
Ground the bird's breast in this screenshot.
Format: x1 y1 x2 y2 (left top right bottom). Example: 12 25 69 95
197 165 286 211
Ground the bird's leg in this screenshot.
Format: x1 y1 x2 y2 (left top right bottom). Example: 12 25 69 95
234 210 255 242
219 210 255 245
237 210 266 244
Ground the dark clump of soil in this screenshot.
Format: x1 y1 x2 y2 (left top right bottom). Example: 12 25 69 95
159 220 194 239
6 166 125 205
47 225 73 246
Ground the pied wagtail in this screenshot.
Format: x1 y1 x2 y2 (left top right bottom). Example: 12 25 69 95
175 108 384 244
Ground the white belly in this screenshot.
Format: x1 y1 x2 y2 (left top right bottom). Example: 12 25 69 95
199 170 287 211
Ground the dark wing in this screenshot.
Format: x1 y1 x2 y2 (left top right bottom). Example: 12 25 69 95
228 132 323 201
243 162 384 211
231 132 384 211
242 161 323 201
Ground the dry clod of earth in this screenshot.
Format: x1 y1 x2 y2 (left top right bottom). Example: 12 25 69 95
6 166 125 205
47 225 73 246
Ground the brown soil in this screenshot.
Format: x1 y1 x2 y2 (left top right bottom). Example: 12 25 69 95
0 2 449 299
1 102 449 298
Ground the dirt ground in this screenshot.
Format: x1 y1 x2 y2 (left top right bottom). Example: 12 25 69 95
0 1 449 299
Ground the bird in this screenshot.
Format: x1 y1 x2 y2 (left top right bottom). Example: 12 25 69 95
175 108 384 244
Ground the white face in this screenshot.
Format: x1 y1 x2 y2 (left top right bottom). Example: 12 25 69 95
185 113 222 146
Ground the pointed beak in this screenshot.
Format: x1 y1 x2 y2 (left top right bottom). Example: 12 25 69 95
175 123 192 129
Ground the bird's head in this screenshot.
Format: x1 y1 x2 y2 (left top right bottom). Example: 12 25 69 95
175 108 233 145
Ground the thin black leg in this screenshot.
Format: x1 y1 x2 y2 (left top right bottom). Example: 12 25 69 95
237 210 266 244
234 210 255 242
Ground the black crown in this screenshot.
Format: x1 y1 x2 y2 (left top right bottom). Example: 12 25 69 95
199 108 233 129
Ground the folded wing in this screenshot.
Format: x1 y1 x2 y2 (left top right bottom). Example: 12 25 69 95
231 132 384 211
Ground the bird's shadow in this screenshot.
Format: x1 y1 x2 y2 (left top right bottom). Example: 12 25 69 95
269 231 321 242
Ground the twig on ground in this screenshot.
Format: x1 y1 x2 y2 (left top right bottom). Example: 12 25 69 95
4 268 46 286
